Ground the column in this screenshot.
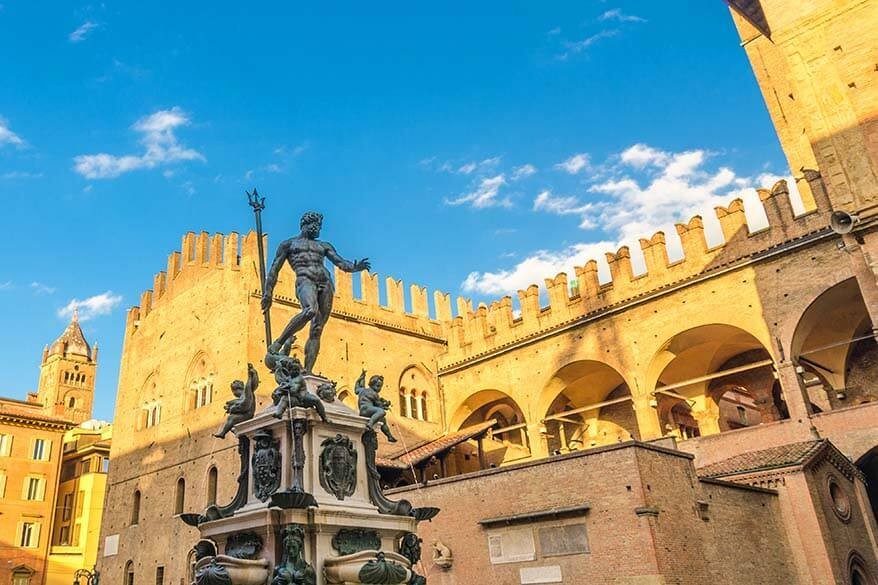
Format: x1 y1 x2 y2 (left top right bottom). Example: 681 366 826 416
846 232 878 334
632 397 663 441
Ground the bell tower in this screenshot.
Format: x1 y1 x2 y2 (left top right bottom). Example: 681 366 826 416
36 310 98 423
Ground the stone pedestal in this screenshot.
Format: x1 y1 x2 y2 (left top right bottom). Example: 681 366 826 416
188 375 429 585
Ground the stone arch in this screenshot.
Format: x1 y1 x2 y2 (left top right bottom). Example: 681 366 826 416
849 551 878 585
174 476 186 515
131 488 141 525
791 277 877 410
448 389 530 470
539 360 637 453
397 364 436 422
183 351 216 411
648 324 777 438
124 560 135 585
206 466 218 506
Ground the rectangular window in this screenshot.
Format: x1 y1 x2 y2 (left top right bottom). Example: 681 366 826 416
0 471 6 498
24 477 46 501
0 433 12 456
155 566 164 585
62 493 73 521
102 457 110 473
81 458 92 474
75 491 85 518
31 438 50 461
58 525 70 546
19 521 40 548
12 574 31 585
538 523 590 557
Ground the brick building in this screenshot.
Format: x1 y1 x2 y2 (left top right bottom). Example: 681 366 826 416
96 1 878 584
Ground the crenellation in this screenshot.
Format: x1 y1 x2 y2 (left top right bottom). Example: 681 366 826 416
605 247 634 285
224 232 241 270
640 232 670 276
182 232 197 264
516 285 541 332
544 272 571 321
360 271 380 305
210 233 223 266
715 198 749 243
195 231 209 264
385 277 405 312
410 284 429 318
139 291 152 317
334 267 354 302
456 297 473 318
675 216 709 262
487 296 515 338
434 291 452 322
167 251 181 280
153 271 167 299
574 260 601 302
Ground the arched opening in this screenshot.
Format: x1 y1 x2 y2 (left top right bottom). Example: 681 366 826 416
125 560 135 585
649 324 782 438
207 467 218 506
398 365 436 422
398 388 407 416
449 390 530 472
11 566 34 585
419 392 428 422
792 278 877 411
174 478 185 515
850 552 877 585
185 353 216 411
67 396 76 409
130 490 141 525
541 360 638 453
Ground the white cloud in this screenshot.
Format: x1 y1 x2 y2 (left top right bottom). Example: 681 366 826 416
69 21 99 43
30 282 56 295
0 281 12 290
446 174 509 209
2 171 42 179
533 190 597 228
73 107 205 179
600 9 646 23
464 144 800 296
58 291 122 321
0 117 24 148
554 153 590 175
511 164 537 180
462 241 614 296
558 30 618 59
457 156 501 175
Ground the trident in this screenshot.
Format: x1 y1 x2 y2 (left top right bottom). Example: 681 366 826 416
247 189 272 351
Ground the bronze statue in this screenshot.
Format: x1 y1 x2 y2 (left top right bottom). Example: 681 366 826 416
261 211 370 373
355 370 397 443
265 341 327 422
213 364 258 439
271 524 316 585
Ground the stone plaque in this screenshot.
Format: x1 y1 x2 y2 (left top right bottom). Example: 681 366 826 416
538 523 589 557
519 565 562 584
487 527 536 565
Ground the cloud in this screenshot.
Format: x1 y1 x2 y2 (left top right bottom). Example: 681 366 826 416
558 30 618 60
30 282 56 295
547 27 561 36
0 117 24 148
511 164 537 181
73 107 204 179
2 171 43 179
0 281 12 290
456 156 501 175
554 153 590 174
69 21 99 43
600 9 646 23
58 291 122 321
445 174 510 209
465 143 798 296
462 241 614 296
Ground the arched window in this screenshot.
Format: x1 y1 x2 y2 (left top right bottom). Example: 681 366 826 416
64 372 69 383
407 393 416 419
207 467 218 506
419 392 428 422
175 478 185 515
125 560 135 585
131 490 141 525
67 396 76 409
398 389 406 416
193 378 213 409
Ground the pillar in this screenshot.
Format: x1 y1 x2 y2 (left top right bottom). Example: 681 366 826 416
846 232 878 335
775 361 813 422
527 424 549 459
632 397 663 441
476 436 487 470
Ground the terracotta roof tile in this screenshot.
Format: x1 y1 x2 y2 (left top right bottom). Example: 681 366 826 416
385 419 498 468
698 440 824 478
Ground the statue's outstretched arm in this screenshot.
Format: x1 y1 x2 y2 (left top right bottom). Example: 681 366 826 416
325 243 370 273
354 369 366 393
246 363 259 393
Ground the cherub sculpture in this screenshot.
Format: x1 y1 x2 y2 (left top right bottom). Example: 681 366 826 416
213 364 259 439
265 341 327 422
355 370 397 443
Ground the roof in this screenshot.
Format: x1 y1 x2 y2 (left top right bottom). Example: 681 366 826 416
0 400 76 428
48 310 92 360
698 440 824 478
380 419 497 469
723 0 771 38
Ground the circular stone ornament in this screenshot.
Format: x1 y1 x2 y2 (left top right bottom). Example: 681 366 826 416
827 475 852 522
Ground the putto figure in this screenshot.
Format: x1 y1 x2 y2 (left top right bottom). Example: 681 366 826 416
265 341 327 422
262 211 371 373
213 363 259 439
355 370 397 443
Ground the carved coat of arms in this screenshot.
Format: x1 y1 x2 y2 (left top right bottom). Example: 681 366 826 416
251 429 281 502
319 434 357 500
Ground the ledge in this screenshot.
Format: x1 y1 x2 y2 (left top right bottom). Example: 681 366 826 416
478 504 590 527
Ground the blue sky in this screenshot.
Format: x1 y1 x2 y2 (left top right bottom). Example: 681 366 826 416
0 1 791 421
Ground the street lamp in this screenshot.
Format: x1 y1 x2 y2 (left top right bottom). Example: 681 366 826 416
73 566 100 585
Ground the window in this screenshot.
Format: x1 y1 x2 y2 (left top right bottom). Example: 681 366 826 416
102 457 110 473
131 490 141 525
12 570 32 585
81 457 92 475
75 490 85 518
31 438 50 461
736 406 747 423
23 476 46 501
418 393 428 421
125 560 135 585
58 525 70 546
0 433 12 456
207 467 218 506
155 566 164 585
67 396 76 409
174 478 185 515
398 389 406 416
194 380 213 409
18 522 40 548
62 493 73 521
141 403 162 429
0 470 6 498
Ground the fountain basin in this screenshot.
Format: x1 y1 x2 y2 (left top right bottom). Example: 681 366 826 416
194 555 271 585
323 550 412 584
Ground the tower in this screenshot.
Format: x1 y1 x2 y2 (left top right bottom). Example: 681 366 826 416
725 0 878 215
37 310 97 423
